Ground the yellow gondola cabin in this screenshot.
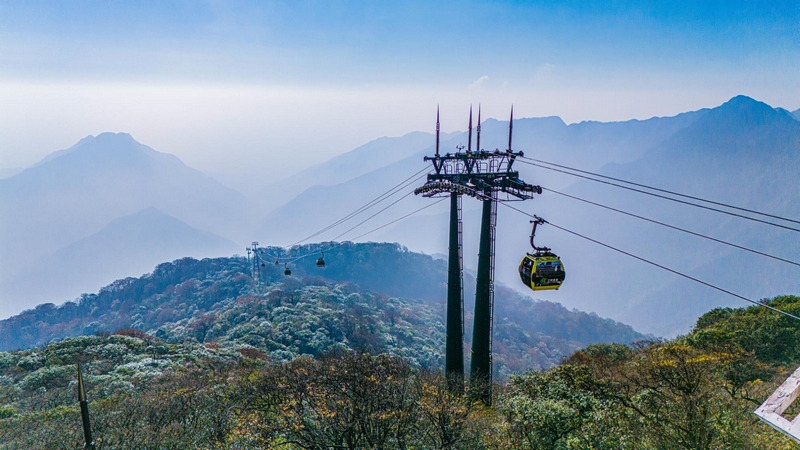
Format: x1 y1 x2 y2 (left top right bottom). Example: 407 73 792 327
519 217 565 291
519 253 565 291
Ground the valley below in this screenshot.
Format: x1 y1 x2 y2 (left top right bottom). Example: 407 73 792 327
1 95 798 448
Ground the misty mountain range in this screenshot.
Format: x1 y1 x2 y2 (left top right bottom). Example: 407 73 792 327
6 208 238 304
0 96 797 336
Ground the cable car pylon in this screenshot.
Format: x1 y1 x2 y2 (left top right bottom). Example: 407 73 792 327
246 241 260 282
444 105 465 392
415 105 541 403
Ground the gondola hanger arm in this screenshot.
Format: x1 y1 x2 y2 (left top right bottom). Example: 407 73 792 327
529 217 551 253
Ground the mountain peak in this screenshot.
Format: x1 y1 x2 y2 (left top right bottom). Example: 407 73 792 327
648 95 800 164
691 95 796 132
119 206 168 221
724 94 758 106
715 95 769 116
34 132 151 167
715 95 781 118
103 207 230 239
93 131 137 143
75 131 145 153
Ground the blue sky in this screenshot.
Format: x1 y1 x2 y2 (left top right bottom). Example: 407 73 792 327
1 0 797 174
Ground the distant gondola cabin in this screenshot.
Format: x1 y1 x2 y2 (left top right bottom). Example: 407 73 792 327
519 253 565 291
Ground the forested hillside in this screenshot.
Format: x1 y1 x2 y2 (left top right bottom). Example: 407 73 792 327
1 296 798 448
0 243 643 377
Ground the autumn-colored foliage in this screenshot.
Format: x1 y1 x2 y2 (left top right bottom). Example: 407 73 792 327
2 294 800 449
111 327 151 341
0 244 797 448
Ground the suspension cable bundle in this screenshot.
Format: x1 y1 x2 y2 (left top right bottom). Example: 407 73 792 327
252 125 799 322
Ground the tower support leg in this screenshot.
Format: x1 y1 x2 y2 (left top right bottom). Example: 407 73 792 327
470 192 495 405
446 193 464 392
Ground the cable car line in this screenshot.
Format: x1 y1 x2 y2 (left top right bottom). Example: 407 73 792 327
498 201 800 322
329 190 416 241
274 196 448 265
291 166 430 246
542 187 800 268
254 136 796 316
348 197 447 241
516 159 800 234
519 155 800 226
256 166 429 263
288 197 447 263
256 186 436 266
257 187 419 267
292 167 429 246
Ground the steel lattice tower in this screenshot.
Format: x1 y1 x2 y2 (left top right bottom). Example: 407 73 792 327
415 106 540 404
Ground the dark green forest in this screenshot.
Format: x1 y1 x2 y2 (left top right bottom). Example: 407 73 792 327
2 296 800 448
0 243 644 376
0 243 797 448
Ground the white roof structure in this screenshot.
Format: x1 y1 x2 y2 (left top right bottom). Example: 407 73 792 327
756 365 800 442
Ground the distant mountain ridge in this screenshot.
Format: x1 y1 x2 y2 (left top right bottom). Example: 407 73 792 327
257 95 798 336
0 243 645 378
539 96 800 335
0 133 250 250
0 133 252 316
255 131 441 211
5 208 237 306
0 168 22 179
1 96 795 337
255 109 707 246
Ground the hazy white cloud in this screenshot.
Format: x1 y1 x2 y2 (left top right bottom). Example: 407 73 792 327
0 3 795 180
0 82 460 175
469 75 489 89
537 63 555 75
0 80 791 180
533 63 556 84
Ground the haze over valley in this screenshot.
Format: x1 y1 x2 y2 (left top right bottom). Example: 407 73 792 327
3 2 800 447
1 95 797 339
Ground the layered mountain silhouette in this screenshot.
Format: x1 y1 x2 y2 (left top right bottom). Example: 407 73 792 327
256 109 707 246
497 96 800 335
255 131 443 212
4 208 237 314
0 133 252 315
0 168 22 179
255 96 797 336
1 97 796 337
0 133 250 268
578 96 800 334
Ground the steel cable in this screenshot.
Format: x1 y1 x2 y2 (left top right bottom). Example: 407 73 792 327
516 159 800 233
519 155 800 225
542 187 800 267
499 200 800 322
290 166 430 246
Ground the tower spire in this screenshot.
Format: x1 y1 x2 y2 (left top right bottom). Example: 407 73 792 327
467 105 473 153
476 104 481 152
436 105 441 157
507 105 514 152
